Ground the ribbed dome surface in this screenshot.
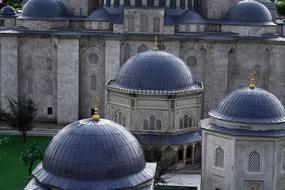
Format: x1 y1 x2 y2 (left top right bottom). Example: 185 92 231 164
176 10 206 24
209 87 285 124
111 50 194 91
33 118 153 190
86 7 112 21
225 0 272 23
22 0 68 18
0 5 16 16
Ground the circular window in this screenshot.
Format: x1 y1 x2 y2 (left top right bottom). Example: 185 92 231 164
88 54 99 64
187 56 197 67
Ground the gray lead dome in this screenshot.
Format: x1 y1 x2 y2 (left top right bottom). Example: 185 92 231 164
209 87 285 124
110 50 194 91
33 118 153 190
225 0 272 23
22 0 68 18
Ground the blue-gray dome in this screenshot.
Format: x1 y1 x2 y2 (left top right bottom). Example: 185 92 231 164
86 7 112 21
225 0 272 23
33 118 153 190
176 10 206 24
108 50 198 92
1 5 16 16
209 87 285 124
22 0 68 18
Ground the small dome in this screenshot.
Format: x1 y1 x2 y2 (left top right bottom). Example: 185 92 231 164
33 118 153 189
225 0 272 23
1 5 16 16
109 50 197 92
209 87 285 124
22 0 68 18
176 10 206 24
86 7 112 21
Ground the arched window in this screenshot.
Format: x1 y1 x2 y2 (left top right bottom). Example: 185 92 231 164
170 0 176 8
124 0 130 7
186 24 191 32
114 0 120 7
88 54 99 64
47 58 52 70
106 0 111 6
138 44 148 53
26 78 33 95
282 149 285 170
143 116 161 130
147 0 154 7
123 44 131 63
153 18 160 32
135 0 142 6
113 111 126 127
179 114 193 129
159 0 165 7
46 80 53 95
143 119 148 130
215 147 224 168
90 75 96 90
140 15 148 32
180 0 186 8
128 16 135 31
184 115 188 128
248 151 261 172
187 56 197 67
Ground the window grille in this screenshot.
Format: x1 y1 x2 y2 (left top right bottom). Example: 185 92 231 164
113 112 126 127
215 147 224 168
143 116 161 130
248 151 261 172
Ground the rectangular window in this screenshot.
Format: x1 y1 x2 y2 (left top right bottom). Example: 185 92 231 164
90 75 96 90
47 107 53 115
26 79 33 95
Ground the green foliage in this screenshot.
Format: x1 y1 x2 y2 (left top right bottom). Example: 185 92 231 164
276 0 285 16
0 97 37 143
21 141 47 176
0 136 10 161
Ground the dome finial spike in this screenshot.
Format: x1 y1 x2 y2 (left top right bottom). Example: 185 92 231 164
249 69 256 89
154 36 159 50
92 96 100 121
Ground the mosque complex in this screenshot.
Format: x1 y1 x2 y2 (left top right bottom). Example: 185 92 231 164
0 0 285 189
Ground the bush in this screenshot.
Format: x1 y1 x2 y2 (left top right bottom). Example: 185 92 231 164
276 0 285 16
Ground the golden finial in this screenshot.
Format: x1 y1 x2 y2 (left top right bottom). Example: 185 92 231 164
154 36 159 50
249 70 256 89
92 97 100 121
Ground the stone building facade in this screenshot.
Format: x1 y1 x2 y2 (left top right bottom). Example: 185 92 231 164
0 0 284 124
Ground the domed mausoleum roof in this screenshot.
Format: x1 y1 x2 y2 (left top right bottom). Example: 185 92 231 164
106 50 203 94
225 0 272 23
209 87 285 124
176 10 206 24
0 5 16 16
22 0 68 18
33 118 154 189
86 7 112 21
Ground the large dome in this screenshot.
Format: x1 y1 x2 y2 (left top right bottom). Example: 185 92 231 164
22 0 68 18
209 87 285 124
108 50 201 93
225 0 272 23
33 118 154 190
176 10 206 24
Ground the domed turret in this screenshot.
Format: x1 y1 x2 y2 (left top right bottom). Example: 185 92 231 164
0 5 16 16
107 49 203 94
86 7 112 21
22 0 68 18
176 10 206 24
32 98 156 190
209 87 285 124
225 0 272 23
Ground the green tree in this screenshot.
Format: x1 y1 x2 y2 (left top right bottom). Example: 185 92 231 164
21 142 47 176
0 97 37 143
276 0 285 16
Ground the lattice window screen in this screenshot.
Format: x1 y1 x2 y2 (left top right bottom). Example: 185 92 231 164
215 147 224 168
248 151 261 172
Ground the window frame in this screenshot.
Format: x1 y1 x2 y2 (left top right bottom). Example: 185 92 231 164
246 148 264 174
214 145 225 169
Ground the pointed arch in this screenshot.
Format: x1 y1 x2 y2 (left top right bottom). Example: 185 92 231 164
140 15 149 32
